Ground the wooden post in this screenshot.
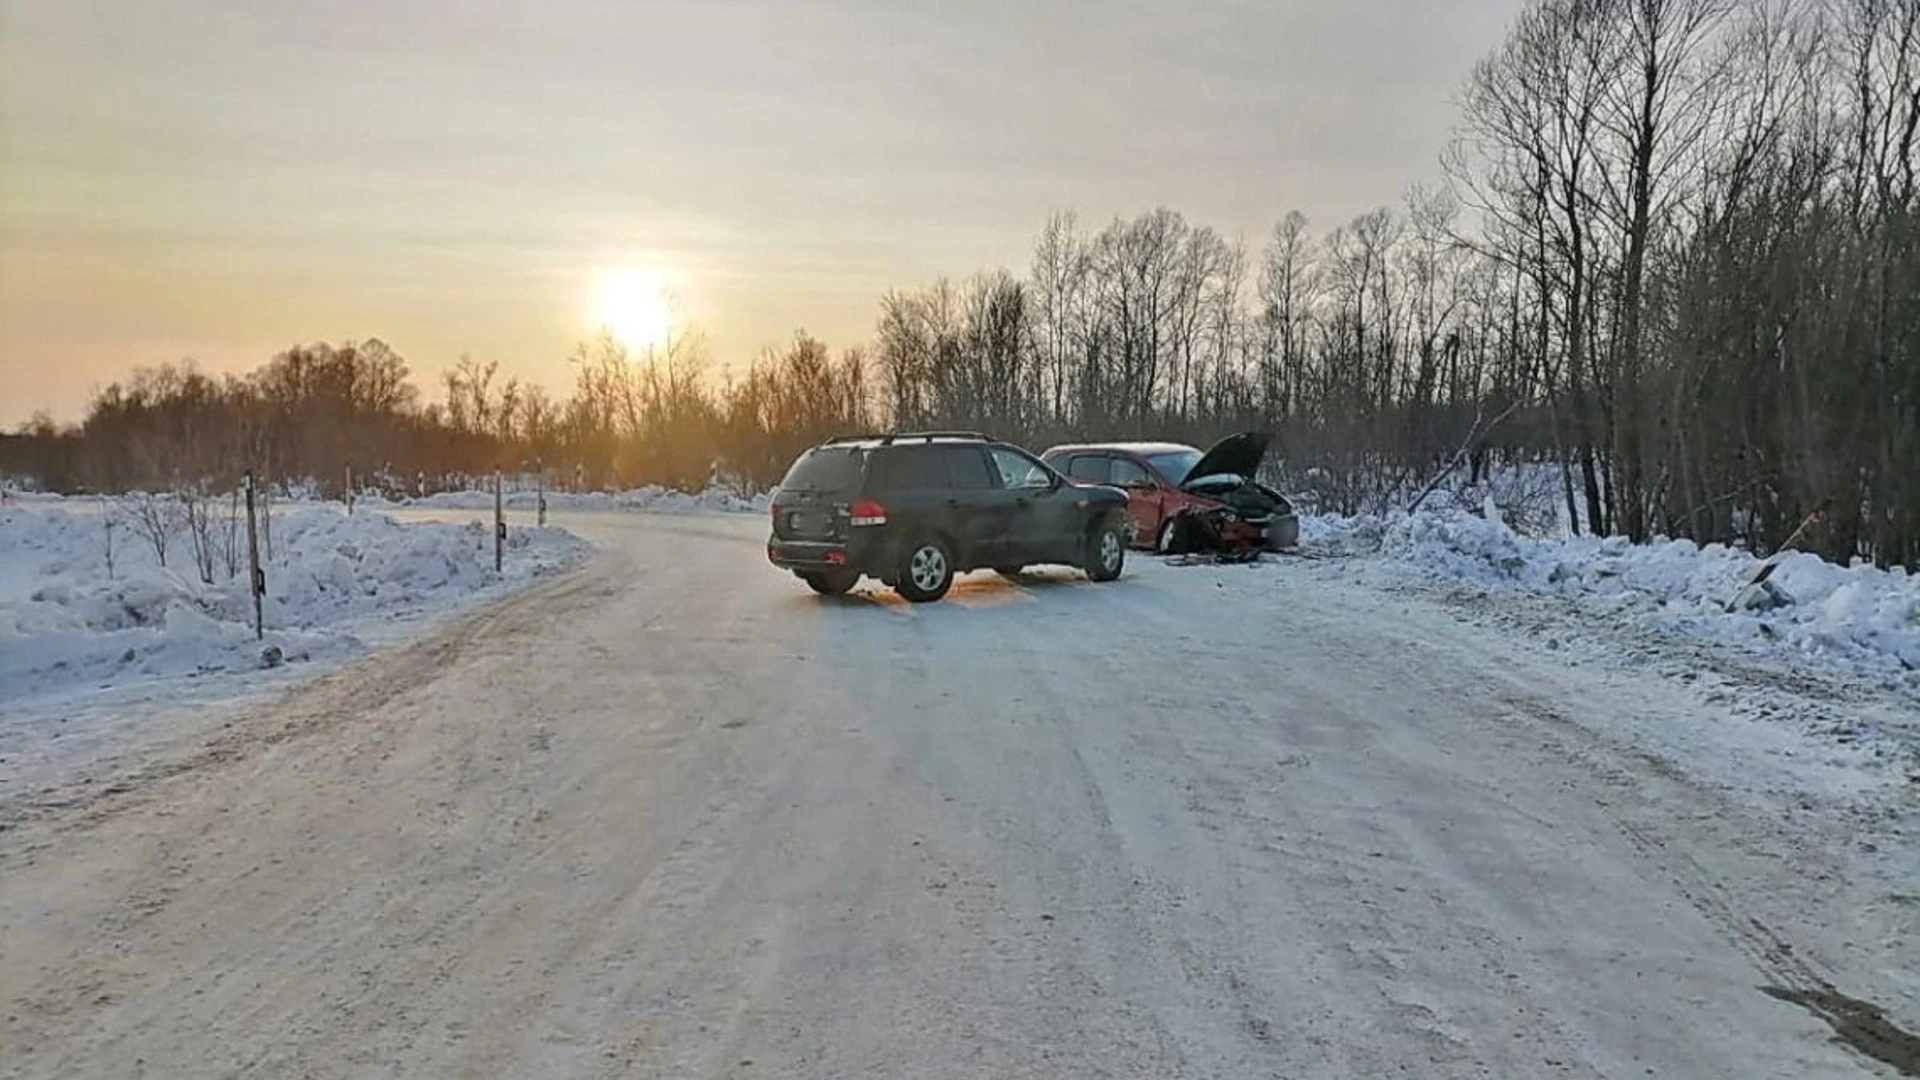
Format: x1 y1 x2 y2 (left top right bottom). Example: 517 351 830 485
536 457 547 527
1726 501 1830 611
101 493 117 581
345 462 355 515
493 469 505 573
245 471 264 640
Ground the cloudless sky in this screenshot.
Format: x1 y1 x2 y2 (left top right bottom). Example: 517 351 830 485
1 0 1525 426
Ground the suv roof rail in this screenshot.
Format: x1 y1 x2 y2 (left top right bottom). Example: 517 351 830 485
889 431 990 443
822 431 990 446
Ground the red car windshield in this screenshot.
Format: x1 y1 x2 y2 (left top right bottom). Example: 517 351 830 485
1146 449 1202 485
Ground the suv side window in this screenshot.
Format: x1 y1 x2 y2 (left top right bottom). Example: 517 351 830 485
943 446 994 490
989 447 1053 491
1110 457 1151 487
870 446 948 492
915 447 952 489
1068 455 1111 484
868 448 915 492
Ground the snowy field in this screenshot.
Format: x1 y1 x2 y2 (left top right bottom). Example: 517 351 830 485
0 484 779 729
1 500 587 781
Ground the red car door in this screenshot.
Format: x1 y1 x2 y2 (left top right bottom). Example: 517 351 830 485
1108 455 1165 544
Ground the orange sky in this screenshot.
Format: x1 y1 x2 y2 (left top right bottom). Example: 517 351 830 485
1 0 1525 427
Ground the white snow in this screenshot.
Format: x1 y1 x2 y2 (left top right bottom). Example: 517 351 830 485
2 483 766 732
373 484 770 515
1279 502 1919 839
0 502 588 730
1341 508 1920 687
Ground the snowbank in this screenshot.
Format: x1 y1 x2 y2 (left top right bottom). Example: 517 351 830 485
1316 508 1920 688
387 484 770 515
0 503 588 713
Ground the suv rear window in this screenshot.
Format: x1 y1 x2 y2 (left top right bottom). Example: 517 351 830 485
779 447 863 493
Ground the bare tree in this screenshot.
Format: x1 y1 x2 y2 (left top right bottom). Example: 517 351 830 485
180 485 219 585
1031 212 1089 429
1258 211 1319 420
124 493 178 569
1597 0 1738 540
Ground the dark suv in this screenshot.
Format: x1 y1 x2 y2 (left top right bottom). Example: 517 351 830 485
766 433 1131 601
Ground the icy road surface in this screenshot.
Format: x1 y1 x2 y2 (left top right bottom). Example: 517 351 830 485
3 511 1915 1079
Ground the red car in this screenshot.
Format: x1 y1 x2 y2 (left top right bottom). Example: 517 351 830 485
1041 432 1299 553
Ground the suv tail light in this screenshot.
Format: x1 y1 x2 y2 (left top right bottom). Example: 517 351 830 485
848 498 888 527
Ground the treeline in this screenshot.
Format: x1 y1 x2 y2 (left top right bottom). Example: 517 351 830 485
0 334 868 500
4 0 1915 567
1450 0 1919 565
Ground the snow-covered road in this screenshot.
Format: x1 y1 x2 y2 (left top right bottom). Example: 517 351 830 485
3 512 1914 1078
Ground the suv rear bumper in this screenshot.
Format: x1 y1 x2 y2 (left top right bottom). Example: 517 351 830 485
767 533 883 574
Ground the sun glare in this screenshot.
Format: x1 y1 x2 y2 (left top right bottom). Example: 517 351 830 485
595 268 675 353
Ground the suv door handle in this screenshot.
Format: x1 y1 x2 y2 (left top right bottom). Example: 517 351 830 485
947 498 960 508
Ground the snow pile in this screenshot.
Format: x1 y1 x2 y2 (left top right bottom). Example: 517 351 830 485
1354 508 1920 685
0 503 588 710
1283 460 1576 535
396 484 770 515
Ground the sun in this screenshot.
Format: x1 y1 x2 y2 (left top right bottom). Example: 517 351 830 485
595 267 675 353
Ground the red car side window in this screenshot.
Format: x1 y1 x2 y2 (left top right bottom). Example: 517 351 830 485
1068 455 1110 484
1111 458 1151 487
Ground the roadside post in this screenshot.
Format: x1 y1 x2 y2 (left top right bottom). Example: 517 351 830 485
536 456 547 527
494 468 505 573
1726 501 1830 612
245 470 265 640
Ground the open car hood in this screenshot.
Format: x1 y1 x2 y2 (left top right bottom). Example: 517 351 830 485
1182 431 1270 487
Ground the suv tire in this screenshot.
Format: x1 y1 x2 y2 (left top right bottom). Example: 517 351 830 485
1086 518 1126 582
896 536 956 603
801 569 859 596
